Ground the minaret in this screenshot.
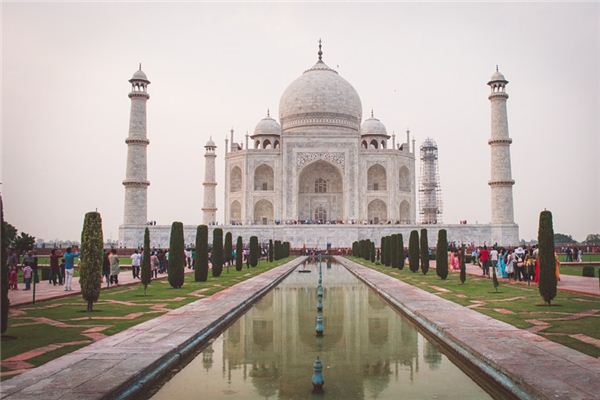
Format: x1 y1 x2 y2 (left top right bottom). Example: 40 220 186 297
487 66 515 224
202 137 217 224
123 64 150 226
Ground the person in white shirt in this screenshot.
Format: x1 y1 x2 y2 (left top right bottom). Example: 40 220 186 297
131 250 142 279
490 247 499 275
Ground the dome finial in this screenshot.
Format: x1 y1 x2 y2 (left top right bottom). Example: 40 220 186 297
267 108 270 117
318 38 323 61
496 64 499 72
139 63 142 71
371 109 374 118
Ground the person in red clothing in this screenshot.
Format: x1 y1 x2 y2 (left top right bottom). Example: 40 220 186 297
479 245 490 277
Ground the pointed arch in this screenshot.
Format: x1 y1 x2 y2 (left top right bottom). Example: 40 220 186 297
399 166 410 191
230 166 242 192
400 200 410 224
368 199 387 224
367 164 387 191
254 199 274 225
254 164 274 191
230 200 241 223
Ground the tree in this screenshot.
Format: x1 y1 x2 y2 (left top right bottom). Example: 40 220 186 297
80 212 103 312
268 239 274 262
195 225 209 282
389 235 397 268
420 229 429 275
224 232 233 272
14 232 35 255
249 236 259 267
538 211 557 305
1 196 9 334
141 228 152 295
384 236 392 267
397 234 404 270
236 236 243 271
408 230 420 273
436 230 448 280
459 245 466 284
168 222 185 288
274 240 281 260
553 233 577 245
370 241 375 263
380 237 386 264
2 221 16 248
212 228 224 277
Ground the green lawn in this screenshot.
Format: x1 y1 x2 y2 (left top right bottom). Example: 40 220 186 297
1 257 295 379
560 265 600 277
558 253 600 263
347 256 600 358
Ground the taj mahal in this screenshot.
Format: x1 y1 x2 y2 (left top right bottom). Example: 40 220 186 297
119 42 519 248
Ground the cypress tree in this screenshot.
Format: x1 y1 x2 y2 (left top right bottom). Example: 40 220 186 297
380 237 386 264
80 211 103 311
390 234 398 268
168 222 185 288
397 234 404 270
275 240 282 260
459 245 466 284
436 229 448 280
236 236 243 271
284 242 290 258
212 228 224 277
538 210 557 305
420 228 429 275
383 236 390 266
409 230 420 273
268 239 274 262
1 195 8 333
195 225 209 282
370 241 375 263
141 227 152 295
224 232 233 270
249 236 258 267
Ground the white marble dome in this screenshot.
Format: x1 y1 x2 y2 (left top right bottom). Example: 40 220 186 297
131 69 149 82
489 70 507 82
253 114 281 137
279 60 362 132
361 115 388 136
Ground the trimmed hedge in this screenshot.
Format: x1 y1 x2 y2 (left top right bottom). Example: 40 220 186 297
80 211 104 311
141 227 151 294
168 222 185 288
249 236 259 267
420 228 429 275
582 266 595 277
538 211 557 305
408 230 420 273
436 229 448 280
236 236 243 271
212 228 224 277
195 225 208 282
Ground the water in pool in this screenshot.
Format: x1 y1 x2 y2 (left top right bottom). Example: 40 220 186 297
151 262 492 399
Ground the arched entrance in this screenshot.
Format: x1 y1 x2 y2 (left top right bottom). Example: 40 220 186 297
298 160 343 222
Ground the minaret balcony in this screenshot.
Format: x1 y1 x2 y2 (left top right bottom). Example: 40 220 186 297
128 92 150 99
488 138 512 145
123 180 150 187
488 179 515 187
125 138 150 145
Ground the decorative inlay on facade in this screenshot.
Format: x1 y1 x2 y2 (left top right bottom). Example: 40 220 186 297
296 152 345 171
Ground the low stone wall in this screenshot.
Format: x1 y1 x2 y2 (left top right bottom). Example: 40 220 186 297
120 223 519 249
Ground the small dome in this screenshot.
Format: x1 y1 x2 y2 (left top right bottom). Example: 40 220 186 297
252 113 281 137
489 68 507 83
205 137 216 147
361 114 388 136
130 66 149 82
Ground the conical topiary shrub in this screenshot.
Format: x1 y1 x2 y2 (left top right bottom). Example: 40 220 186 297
409 230 420 273
391 234 398 268
397 234 404 270
195 225 208 282
168 222 185 288
268 239 273 262
1 195 9 333
224 232 233 271
249 236 258 267
460 245 466 284
436 230 448 280
80 211 104 311
420 229 429 275
212 228 224 277
141 227 152 295
236 236 243 271
538 210 557 305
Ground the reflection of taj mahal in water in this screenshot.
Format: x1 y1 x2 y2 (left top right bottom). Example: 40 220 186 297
119 42 519 248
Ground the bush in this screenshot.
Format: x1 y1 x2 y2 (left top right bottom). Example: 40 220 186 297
141 228 151 294
380 237 385 264
436 229 448 280
398 234 404 270
284 242 290 258
274 240 282 260
80 211 104 311
249 236 258 267
420 229 429 275
460 245 466 284
582 266 595 277
538 211 557 305
268 239 274 262
168 222 185 288
236 236 243 271
195 225 208 282
224 232 233 268
384 236 391 267
212 228 224 277
370 241 375 263
389 234 397 268
409 230 420 273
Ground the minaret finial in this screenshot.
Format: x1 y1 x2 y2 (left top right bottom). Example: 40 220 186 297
371 109 374 118
496 65 499 72
318 38 323 61
139 63 142 71
267 108 270 117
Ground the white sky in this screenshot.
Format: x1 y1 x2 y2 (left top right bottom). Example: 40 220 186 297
2 2 599 242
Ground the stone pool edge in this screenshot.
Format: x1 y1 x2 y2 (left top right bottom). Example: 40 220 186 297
336 256 600 400
1 257 306 400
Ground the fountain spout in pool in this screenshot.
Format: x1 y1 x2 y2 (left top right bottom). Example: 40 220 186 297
312 356 324 391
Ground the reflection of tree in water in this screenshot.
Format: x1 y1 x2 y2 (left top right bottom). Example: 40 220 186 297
250 362 280 399
424 341 443 370
368 318 388 346
202 343 214 371
253 319 273 351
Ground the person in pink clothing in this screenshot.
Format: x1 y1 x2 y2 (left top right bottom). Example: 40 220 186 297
479 246 490 277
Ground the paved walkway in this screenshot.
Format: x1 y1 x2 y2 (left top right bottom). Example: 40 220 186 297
7 270 176 307
1 257 305 400
338 257 600 400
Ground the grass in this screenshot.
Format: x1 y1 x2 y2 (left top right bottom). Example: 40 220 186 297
1 257 295 379
347 256 600 358
557 253 600 263
560 265 600 277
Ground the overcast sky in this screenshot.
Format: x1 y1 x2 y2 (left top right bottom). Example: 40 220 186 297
2 2 599 243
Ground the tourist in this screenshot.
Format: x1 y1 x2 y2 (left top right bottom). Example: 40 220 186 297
158 250 166 273
525 251 535 285
131 250 141 279
7 250 18 271
490 246 499 275
59 258 65 285
23 264 32 290
515 252 525 281
479 246 490 277
533 245 540 283
109 249 120 285
63 246 80 291
9 266 18 290
577 248 583 263
498 248 508 278
505 250 515 280
49 249 61 286
102 251 111 287
151 251 159 278
185 248 192 269
555 252 561 282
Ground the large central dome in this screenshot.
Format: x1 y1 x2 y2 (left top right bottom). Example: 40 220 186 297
279 55 362 133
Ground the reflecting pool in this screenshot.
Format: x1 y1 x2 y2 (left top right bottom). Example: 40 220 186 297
151 262 492 399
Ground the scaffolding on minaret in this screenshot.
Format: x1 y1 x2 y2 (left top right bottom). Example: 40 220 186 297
419 138 443 224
